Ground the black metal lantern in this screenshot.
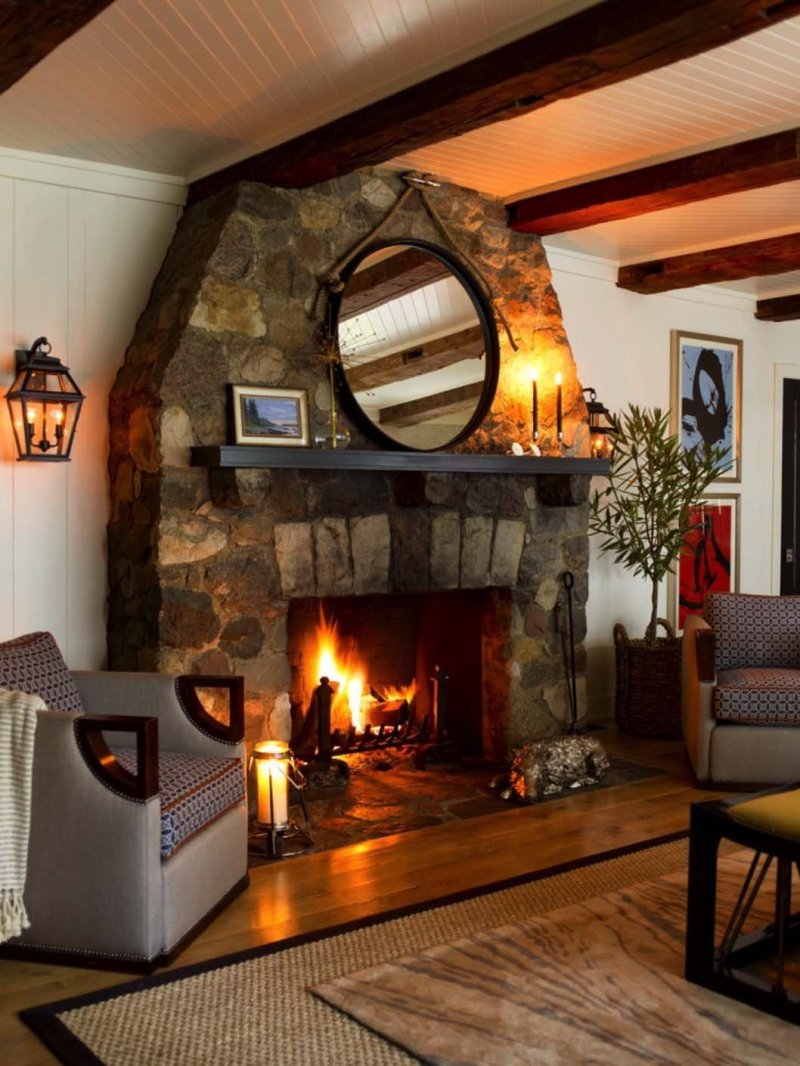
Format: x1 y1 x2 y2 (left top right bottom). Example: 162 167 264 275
582 387 613 459
6 337 84 461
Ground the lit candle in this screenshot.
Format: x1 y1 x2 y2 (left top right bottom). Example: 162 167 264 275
254 741 289 827
53 407 64 444
530 368 538 441
555 372 563 441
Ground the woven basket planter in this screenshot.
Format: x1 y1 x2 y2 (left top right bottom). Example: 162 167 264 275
613 619 682 738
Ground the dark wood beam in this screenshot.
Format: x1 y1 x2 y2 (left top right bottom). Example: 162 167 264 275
380 381 483 428
509 129 800 234
340 248 450 320
347 325 485 392
755 293 800 321
188 0 800 203
617 232 800 294
1 1 115 94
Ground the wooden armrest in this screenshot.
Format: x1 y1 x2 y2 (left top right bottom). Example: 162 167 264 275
75 714 159 801
696 628 716 684
176 675 244 744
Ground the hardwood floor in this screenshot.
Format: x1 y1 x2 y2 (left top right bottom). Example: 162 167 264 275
0 731 727 1065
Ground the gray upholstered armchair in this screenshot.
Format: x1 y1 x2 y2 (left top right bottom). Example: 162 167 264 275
0 632 248 971
682 593 800 785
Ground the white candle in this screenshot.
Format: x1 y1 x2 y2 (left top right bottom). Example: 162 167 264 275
254 741 289 827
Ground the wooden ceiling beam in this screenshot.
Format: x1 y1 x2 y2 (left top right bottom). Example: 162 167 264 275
339 248 451 320
346 325 485 392
755 293 800 321
617 232 800 294
1 1 115 94
508 129 800 234
188 0 800 203
379 381 483 428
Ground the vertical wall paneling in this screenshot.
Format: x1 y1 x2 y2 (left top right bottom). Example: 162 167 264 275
65 186 92 667
12 180 71 647
0 149 182 668
0 178 14 639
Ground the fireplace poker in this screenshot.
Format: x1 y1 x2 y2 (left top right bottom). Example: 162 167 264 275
561 571 579 733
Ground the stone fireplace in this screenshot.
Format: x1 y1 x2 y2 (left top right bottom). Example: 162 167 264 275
107 167 592 755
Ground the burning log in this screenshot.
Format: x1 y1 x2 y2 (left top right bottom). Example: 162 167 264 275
365 698 410 728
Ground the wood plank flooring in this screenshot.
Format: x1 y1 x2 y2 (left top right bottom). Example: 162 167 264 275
0 731 728 1065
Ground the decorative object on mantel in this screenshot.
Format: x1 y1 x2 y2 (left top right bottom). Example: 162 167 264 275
590 405 728 737
582 387 614 459
5 337 84 461
229 385 309 447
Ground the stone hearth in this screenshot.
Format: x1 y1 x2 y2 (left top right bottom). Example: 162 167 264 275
106 167 592 753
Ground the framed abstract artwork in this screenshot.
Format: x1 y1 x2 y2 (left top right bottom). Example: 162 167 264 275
670 330 742 482
229 385 309 447
668 494 740 633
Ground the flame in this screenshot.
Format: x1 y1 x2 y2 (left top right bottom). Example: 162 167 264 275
379 680 417 704
313 611 366 732
308 610 415 733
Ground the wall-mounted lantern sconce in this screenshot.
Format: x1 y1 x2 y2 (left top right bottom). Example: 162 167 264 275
583 387 613 459
6 337 84 461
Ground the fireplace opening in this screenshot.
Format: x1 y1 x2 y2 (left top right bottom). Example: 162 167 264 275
287 588 512 762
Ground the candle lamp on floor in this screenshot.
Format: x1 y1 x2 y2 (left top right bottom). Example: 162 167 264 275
251 740 312 859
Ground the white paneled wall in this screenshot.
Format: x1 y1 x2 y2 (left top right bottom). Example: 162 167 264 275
546 247 800 717
0 149 183 667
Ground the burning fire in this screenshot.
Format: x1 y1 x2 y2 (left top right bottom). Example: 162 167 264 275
311 611 416 732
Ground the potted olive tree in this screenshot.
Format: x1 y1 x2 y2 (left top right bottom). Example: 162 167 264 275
589 405 727 736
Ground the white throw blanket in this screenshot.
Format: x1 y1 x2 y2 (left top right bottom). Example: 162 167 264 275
0 689 42 942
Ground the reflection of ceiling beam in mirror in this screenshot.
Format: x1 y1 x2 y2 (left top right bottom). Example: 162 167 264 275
347 325 485 391
379 381 484 428
339 249 451 320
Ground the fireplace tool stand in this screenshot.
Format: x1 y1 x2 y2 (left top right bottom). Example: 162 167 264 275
414 665 458 769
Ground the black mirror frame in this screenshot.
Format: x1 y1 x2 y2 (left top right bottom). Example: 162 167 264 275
327 238 500 452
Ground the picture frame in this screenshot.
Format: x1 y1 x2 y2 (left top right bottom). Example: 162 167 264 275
229 385 309 447
670 330 742 483
667 493 741 634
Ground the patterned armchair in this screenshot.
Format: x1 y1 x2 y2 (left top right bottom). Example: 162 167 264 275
0 632 248 971
682 593 800 785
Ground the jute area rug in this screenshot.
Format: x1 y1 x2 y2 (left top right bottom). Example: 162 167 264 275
22 836 790 1066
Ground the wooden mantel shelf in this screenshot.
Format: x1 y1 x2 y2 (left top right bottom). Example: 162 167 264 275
191 445 610 476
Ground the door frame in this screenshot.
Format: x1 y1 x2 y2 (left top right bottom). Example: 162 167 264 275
771 363 800 593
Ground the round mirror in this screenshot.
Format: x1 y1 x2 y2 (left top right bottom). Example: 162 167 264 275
332 240 499 451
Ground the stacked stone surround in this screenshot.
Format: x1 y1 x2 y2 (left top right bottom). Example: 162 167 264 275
107 167 591 750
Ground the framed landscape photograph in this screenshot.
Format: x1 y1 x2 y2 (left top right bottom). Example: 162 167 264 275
230 385 309 447
670 330 742 482
668 494 740 633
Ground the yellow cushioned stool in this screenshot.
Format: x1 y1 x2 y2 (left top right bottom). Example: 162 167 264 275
686 785 800 1024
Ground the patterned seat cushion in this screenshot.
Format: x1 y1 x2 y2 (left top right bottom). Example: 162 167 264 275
705 594 800 671
0 631 83 712
714 667 800 726
114 748 244 859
